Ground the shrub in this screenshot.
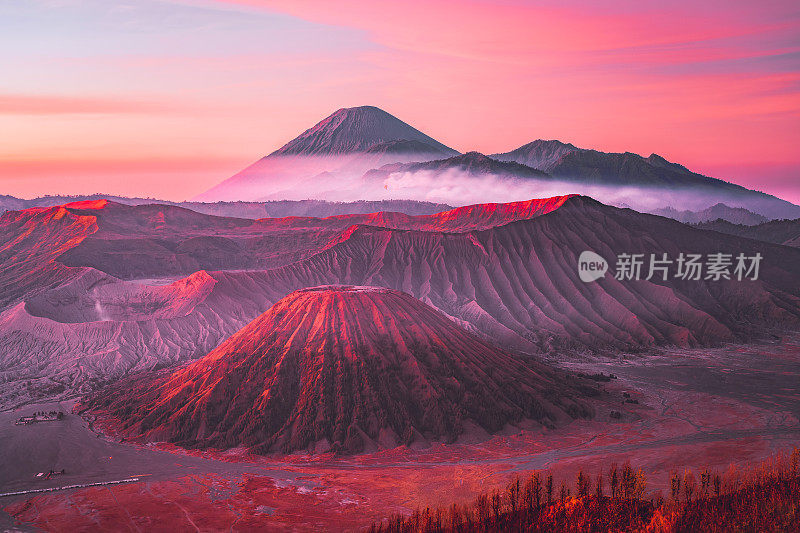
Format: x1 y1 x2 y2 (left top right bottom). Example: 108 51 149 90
372 447 800 532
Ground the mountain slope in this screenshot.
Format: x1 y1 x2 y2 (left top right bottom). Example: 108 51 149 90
211 196 800 352
653 204 768 225
0 196 571 285
197 106 458 201
272 106 456 156
0 195 453 220
493 141 800 219
364 151 551 182
80 286 595 454
0 201 101 309
0 269 242 408
0 196 576 407
491 139 579 170
3 196 799 407
693 218 800 247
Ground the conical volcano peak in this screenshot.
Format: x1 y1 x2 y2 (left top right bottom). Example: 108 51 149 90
81 285 594 455
271 106 457 156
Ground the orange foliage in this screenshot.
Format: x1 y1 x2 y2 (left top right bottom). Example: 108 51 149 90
372 447 800 532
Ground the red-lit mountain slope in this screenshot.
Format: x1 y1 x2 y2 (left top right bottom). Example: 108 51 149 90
3 196 799 407
0 200 102 308
81 286 595 454
0 195 574 407
0 195 574 286
214 196 800 352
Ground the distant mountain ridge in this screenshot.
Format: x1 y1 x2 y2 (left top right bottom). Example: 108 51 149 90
693 218 800 248
653 203 768 225
0 194 452 220
195 106 800 220
491 140 800 219
491 139 580 170
363 151 551 181
494 140 745 189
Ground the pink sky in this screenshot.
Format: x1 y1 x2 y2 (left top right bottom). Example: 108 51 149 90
1 0 799 203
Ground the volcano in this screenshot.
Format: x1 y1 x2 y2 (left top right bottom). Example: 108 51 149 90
270 106 456 156
81 286 594 454
197 106 458 202
5 194 800 407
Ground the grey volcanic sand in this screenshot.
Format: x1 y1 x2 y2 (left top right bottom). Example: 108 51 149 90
0 399 297 529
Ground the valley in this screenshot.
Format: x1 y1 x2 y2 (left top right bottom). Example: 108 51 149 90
2 335 798 531
3 195 798 410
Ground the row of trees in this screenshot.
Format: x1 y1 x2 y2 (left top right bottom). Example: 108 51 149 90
371 447 800 532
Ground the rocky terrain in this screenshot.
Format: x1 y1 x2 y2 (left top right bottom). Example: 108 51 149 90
0 195 569 290
0 195 574 407
1 195 798 409
79 286 596 454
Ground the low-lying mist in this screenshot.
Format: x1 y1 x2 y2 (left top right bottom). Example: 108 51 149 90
204 154 798 219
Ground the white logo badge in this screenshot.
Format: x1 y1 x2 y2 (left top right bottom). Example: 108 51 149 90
578 251 608 282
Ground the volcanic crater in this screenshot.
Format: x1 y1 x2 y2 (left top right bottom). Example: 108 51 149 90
80 286 597 454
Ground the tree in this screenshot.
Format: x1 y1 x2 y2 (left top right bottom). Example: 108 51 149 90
683 470 696 503
559 481 569 502
422 507 432 531
576 470 591 499
506 476 521 514
475 494 489 527
621 462 634 499
490 490 502 524
522 478 532 516
410 508 421 530
700 470 711 499
631 467 647 500
524 471 542 513
595 473 604 500
609 463 619 499
670 470 681 501
545 474 554 505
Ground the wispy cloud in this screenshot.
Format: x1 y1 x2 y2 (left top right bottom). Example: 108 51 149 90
0 94 177 115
